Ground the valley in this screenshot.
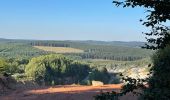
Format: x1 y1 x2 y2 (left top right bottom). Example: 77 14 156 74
0 38 152 100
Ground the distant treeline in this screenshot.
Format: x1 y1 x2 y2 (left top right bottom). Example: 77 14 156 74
0 39 153 61
65 53 143 61
0 42 49 59
30 41 70 47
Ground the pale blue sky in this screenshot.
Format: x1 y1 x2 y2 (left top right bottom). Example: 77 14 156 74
0 0 149 41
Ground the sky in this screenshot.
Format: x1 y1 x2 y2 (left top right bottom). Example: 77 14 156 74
0 0 150 41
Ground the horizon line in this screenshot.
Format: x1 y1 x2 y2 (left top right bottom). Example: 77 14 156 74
0 37 146 42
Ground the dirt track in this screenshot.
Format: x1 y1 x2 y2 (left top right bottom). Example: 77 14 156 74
0 84 138 100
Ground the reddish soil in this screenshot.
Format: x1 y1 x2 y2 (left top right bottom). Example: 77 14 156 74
0 84 138 100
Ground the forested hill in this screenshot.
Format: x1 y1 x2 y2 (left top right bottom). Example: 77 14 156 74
73 40 145 48
0 38 146 48
0 38 153 61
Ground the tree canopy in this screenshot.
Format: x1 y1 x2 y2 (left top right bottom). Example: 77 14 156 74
95 1 170 100
0 58 7 74
25 54 90 85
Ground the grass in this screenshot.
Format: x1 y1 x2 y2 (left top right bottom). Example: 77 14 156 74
34 46 84 53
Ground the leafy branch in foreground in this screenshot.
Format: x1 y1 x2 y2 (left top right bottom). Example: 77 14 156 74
113 0 170 50
95 0 170 99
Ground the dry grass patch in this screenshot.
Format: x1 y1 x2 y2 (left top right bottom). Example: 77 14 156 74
34 46 84 53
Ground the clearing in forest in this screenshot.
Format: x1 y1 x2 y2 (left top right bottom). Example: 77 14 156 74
34 46 84 53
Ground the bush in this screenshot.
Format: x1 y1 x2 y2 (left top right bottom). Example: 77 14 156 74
89 67 110 84
65 61 90 83
25 54 90 85
0 58 7 74
1 58 29 75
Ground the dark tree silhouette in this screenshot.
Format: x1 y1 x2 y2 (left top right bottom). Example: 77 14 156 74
95 1 170 100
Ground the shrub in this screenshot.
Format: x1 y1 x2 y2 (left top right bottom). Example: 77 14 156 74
89 67 110 84
25 54 90 85
0 58 7 74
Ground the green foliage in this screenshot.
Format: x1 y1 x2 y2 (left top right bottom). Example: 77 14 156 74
65 61 90 83
25 54 70 85
142 45 170 100
12 73 27 81
89 58 151 69
89 67 110 84
4 58 29 75
66 44 152 61
0 58 7 74
0 42 49 59
0 39 152 61
0 58 25 75
111 47 170 99
25 54 90 85
95 1 170 100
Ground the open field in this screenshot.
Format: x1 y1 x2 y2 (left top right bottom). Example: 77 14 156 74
34 46 84 53
0 84 139 100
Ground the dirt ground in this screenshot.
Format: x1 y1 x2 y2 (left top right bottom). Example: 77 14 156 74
0 84 138 100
